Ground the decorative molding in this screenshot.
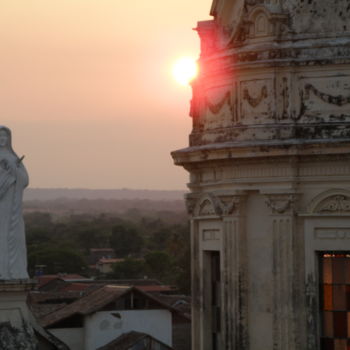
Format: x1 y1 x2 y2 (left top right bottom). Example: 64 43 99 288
305 83 350 106
317 195 350 213
265 194 298 214
308 189 350 214
206 91 231 114
243 85 268 108
185 195 198 216
189 193 246 217
199 199 217 216
218 195 245 216
202 229 220 241
194 193 223 217
314 228 350 240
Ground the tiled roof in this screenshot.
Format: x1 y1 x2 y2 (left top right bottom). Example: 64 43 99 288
30 303 67 319
97 258 125 264
137 285 177 293
60 283 94 292
40 285 190 328
96 331 173 350
40 285 130 327
36 274 90 288
29 290 84 303
154 294 191 318
90 248 115 252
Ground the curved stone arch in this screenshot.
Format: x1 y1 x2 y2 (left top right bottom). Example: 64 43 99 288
248 6 272 38
194 193 222 217
307 189 350 214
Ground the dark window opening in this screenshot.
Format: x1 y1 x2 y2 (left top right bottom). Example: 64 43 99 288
210 251 221 350
320 252 350 350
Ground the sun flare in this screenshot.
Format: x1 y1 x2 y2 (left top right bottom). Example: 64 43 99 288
172 57 198 86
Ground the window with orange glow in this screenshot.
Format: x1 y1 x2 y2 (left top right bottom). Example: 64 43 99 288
320 253 350 350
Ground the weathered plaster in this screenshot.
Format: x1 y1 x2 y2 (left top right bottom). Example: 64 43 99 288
172 1 350 349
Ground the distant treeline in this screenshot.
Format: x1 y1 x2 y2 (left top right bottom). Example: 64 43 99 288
24 188 186 201
24 198 186 220
25 210 191 293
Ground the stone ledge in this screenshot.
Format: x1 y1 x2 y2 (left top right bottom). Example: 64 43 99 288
0 280 36 293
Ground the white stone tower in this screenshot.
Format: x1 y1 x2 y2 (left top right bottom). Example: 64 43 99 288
172 1 350 349
0 126 67 349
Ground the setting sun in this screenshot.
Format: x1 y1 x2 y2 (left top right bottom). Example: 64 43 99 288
172 57 198 86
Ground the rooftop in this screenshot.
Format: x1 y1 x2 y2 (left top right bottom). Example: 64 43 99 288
96 331 173 350
40 285 190 328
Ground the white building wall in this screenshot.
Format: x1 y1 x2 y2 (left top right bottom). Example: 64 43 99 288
84 309 172 350
50 328 84 350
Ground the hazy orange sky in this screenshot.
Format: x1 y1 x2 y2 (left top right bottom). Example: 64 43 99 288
0 1 212 190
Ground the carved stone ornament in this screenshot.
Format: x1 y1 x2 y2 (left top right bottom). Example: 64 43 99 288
316 195 350 213
190 193 246 217
191 193 223 217
185 194 198 216
206 91 231 114
199 199 218 216
265 194 297 214
305 84 350 106
217 195 244 215
243 86 268 108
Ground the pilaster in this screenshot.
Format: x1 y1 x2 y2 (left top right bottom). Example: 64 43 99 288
220 194 249 350
265 194 299 350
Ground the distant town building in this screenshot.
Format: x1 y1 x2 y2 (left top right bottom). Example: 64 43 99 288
38 285 190 350
172 1 350 349
95 258 125 274
88 249 116 265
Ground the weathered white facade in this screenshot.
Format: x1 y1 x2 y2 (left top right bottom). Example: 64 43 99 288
50 309 172 350
172 1 350 349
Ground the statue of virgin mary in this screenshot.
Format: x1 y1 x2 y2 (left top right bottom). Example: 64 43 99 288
0 126 29 280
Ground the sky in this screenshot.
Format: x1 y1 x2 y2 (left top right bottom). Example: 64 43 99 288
0 1 212 190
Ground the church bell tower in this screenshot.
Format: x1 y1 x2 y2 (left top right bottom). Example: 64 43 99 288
172 1 350 349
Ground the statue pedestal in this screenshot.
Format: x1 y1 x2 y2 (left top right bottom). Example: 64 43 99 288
0 280 38 349
0 279 35 324
0 280 69 349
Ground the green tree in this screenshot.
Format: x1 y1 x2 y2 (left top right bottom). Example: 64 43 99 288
28 245 87 276
165 224 191 293
110 225 143 257
144 251 174 283
109 258 146 279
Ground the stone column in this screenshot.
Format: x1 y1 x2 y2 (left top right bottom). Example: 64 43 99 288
265 194 298 350
220 194 249 350
185 193 202 350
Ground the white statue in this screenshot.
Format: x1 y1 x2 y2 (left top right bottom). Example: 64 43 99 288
0 126 29 280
